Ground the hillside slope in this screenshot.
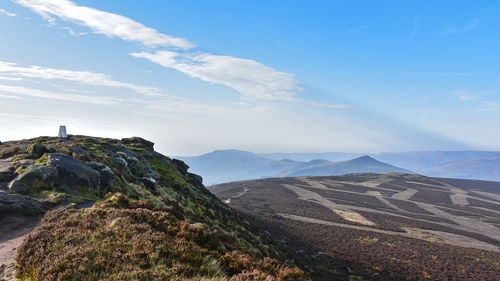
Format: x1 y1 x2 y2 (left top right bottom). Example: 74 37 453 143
211 174 500 280
0 136 308 281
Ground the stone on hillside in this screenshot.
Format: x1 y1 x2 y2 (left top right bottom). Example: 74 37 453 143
86 161 115 190
46 153 101 194
188 173 203 187
28 143 48 158
0 191 45 215
112 156 130 175
9 165 58 194
172 159 189 175
139 177 156 192
120 137 154 150
9 153 104 195
0 161 15 182
0 146 20 159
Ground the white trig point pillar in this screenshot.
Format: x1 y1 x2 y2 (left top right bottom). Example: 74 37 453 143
58 125 67 138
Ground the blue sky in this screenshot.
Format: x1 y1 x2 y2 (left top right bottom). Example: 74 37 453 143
1 0 499 155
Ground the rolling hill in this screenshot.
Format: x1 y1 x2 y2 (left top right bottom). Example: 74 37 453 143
211 173 500 281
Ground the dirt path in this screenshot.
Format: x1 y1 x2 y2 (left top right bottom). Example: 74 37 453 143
0 214 43 279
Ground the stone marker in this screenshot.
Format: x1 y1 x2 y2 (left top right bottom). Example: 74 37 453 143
58 125 67 138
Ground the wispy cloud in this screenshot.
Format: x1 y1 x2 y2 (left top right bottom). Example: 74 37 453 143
0 61 162 96
452 89 499 112
130 51 299 101
452 89 480 101
61 26 87 36
13 0 346 108
0 8 16 16
12 0 193 49
442 18 481 35
0 84 122 104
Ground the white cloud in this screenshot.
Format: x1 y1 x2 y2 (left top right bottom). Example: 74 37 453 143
0 84 121 104
0 61 162 96
131 51 299 101
61 26 87 36
12 0 193 49
12 0 343 107
0 75 23 81
0 8 16 17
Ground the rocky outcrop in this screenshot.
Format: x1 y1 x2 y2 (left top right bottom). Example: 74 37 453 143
0 191 45 215
9 165 58 194
28 143 48 159
0 161 15 183
9 153 106 195
85 161 115 190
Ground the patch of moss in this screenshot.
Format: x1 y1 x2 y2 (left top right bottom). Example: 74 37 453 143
34 154 48 166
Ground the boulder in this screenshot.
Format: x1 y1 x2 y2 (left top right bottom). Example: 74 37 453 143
9 165 58 194
46 153 101 194
0 191 45 215
0 161 15 182
172 159 189 175
116 151 149 177
139 177 156 192
85 161 115 190
188 173 203 187
28 143 48 158
112 156 130 175
120 137 154 150
0 146 20 159
9 153 104 195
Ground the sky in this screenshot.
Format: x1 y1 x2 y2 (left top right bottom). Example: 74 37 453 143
1 0 500 156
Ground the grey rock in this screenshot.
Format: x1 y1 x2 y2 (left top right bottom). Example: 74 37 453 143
117 151 149 177
0 191 45 215
9 165 58 194
28 143 47 158
0 161 15 182
188 173 203 187
46 153 101 194
112 157 130 175
140 177 156 192
172 159 189 174
85 161 115 190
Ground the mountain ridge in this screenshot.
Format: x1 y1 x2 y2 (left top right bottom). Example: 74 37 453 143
178 149 500 184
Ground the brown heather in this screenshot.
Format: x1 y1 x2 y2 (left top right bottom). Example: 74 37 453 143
16 205 308 281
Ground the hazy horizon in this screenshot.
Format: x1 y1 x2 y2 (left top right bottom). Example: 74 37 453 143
2 0 500 155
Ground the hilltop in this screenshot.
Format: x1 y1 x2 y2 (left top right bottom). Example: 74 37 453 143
0 136 308 281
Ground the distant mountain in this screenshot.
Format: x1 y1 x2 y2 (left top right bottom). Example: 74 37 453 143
259 152 364 162
177 149 294 184
375 151 500 174
279 155 412 177
428 156 500 181
178 150 412 185
178 149 500 184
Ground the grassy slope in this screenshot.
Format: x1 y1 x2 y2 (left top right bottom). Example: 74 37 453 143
0 136 307 281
